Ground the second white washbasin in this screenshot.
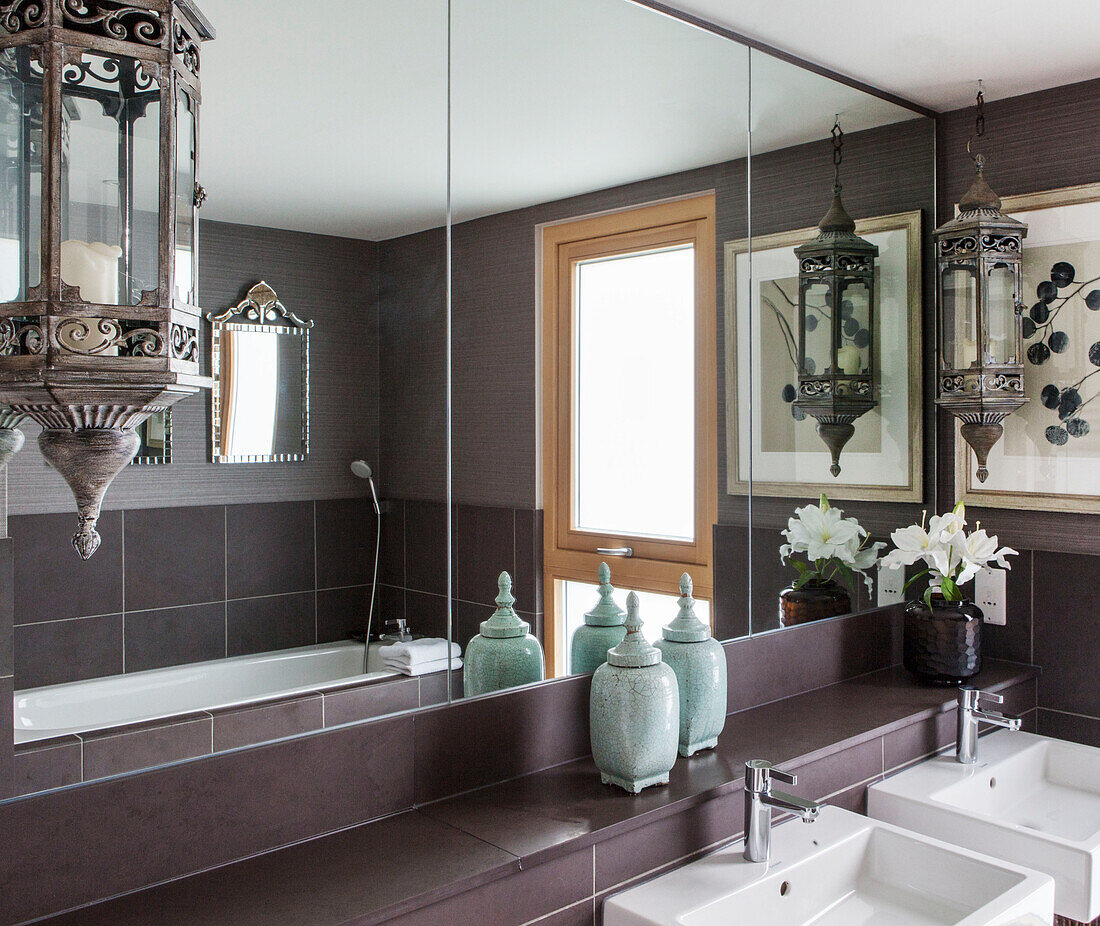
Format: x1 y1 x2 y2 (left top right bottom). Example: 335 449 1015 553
603 805 1054 926
869 730 1100 923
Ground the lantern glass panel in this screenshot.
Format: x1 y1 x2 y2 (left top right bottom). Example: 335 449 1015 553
838 279 871 374
801 279 831 375
0 47 43 303
59 52 161 306
174 90 195 304
985 262 1017 364
941 263 978 369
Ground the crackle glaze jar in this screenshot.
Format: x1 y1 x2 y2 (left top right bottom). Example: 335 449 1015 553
463 572 545 697
570 562 628 675
590 592 679 793
655 573 727 756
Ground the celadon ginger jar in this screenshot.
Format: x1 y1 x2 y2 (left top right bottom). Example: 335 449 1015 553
463 572 545 697
590 592 679 793
654 573 727 757
570 562 627 675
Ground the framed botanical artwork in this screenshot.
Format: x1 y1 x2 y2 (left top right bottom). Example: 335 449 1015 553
724 209 923 501
956 182 1100 512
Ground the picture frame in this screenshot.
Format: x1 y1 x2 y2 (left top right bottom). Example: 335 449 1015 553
955 182 1100 512
724 209 923 501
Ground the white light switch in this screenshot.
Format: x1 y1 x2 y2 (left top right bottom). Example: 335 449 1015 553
975 566 1007 625
877 562 906 607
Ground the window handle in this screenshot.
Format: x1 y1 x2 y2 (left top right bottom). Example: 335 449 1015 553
596 547 634 557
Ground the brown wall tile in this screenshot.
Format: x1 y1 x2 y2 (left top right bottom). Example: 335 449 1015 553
227 592 315 657
1038 708 1100 748
124 602 226 672
227 501 316 599
11 511 123 623
415 674 591 804
323 677 419 727
594 791 742 893
13 736 82 796
212 695 323 751
82 714 213 781
0 713 417 924
316 497 378 590
124 506 226 610
15 614 123 689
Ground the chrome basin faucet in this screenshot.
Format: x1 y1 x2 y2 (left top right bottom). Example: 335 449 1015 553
743 760 820 863
956 688 1022 765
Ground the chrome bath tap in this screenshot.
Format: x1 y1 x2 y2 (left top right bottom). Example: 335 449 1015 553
743 760 820 863
956 688 1022 765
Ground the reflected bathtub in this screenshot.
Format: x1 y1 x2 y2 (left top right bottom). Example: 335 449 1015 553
14 640 401 744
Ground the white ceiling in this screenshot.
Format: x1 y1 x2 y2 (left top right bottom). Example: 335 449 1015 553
660 0 1100 112
198 0 1095 240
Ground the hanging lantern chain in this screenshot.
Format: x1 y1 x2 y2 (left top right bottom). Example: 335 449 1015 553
968 80 986 170
831 114 843 193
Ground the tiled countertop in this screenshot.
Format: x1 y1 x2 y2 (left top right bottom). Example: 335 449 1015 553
40 660 1036 926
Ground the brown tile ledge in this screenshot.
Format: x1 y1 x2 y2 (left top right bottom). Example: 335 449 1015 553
35 660 1037 926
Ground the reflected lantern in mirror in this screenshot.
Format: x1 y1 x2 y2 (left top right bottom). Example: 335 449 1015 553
793 118 878 477
0 0 213 557
934 87 1027 483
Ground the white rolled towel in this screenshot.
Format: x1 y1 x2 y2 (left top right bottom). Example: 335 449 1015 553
381 637 461 668
386 656 463 677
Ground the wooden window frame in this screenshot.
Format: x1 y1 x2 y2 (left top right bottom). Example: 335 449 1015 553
540 195 718 676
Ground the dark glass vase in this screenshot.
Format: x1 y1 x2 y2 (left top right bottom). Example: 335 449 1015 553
904 597 983 686
779 580 852 628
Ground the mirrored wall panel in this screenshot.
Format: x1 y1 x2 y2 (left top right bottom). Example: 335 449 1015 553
740 49 936 636
5 0 450 797
448 3 936 703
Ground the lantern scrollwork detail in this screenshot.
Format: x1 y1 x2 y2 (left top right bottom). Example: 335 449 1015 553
0 0 215 556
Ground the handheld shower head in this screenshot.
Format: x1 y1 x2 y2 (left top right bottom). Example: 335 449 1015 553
350 460 380 516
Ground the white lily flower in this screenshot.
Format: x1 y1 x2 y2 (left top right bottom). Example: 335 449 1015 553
780 495 881 594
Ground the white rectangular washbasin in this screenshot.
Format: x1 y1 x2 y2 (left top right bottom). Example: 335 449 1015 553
869 730 1100 923
603 805 1053 926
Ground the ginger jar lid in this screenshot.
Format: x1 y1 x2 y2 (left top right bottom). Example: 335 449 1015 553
478 572 531 639
662 573 711 643
584 562 627 628
607 592 661 668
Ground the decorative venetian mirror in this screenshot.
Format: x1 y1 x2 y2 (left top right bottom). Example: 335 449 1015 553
207 281 312 463
130 409 172 465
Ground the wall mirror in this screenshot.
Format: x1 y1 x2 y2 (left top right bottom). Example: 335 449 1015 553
2 0 936 803
208 282 313 463
130 410 172 465
447 0 937 707
4 0 449 798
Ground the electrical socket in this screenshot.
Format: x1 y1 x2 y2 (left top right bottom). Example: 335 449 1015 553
975 566 1007 625
877 561 905 607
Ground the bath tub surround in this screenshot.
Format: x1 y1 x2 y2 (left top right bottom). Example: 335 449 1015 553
11 640 451 793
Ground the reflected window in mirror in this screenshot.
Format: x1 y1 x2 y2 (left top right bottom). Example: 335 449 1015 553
207 281 313 463
562 579 711 669
542 196 717 676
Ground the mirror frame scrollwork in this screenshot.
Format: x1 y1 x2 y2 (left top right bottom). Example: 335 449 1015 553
206 281 313 464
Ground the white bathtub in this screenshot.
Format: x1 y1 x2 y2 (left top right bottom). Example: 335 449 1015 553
14 640 402 744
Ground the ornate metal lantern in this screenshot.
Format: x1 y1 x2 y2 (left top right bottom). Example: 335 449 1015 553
934 87 1027 483
0 0 213 557
794 118 878 476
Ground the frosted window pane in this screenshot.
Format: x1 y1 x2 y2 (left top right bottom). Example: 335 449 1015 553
562 579 710 668
574 245 694 541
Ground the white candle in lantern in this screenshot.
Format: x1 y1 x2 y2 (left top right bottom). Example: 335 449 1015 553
60 239 122 305
837 344 862 375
